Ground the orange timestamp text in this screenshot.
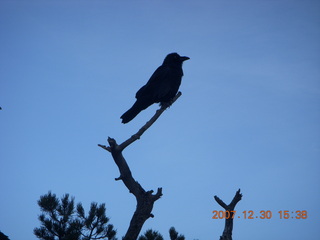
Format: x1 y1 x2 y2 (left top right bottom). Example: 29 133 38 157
212 210 308 219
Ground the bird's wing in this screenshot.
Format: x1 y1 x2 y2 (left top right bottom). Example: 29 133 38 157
135 65 172 100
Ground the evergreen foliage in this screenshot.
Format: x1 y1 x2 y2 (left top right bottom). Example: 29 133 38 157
138 229 163 240
34 192 117 240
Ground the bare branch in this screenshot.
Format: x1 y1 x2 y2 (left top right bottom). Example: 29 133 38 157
119 91 182 150
98 92 182 153
105 136 163 240
97 144 110 152
98 93 182 240
214 196 228 209
229 189 242 210
214 189 243 240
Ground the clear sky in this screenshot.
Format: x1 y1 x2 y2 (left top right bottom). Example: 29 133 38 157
1 0 320 239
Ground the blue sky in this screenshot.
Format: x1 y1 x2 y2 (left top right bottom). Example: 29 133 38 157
0 0 319 239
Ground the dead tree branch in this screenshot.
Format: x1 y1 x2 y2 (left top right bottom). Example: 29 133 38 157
120 91 182 151
214 189 242 240
98 92 182 240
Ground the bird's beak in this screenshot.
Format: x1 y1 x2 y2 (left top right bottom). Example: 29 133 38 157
180 56 190 61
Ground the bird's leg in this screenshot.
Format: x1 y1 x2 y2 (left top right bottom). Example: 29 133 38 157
159 100 172 109
159 92 182 109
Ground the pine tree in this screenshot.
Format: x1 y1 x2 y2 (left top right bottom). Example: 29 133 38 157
34 192 117 240
138 229 163 240
169 227 185 240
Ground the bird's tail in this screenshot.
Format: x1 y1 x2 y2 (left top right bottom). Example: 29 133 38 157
120 100 148 124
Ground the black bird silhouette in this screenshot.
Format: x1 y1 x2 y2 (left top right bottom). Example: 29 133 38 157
120 53 189 123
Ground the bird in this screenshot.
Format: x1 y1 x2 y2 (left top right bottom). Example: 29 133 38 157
120 52 189 124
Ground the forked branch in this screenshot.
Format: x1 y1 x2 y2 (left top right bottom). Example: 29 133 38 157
98 92 182 152
214 189 242 240
98 92 182 240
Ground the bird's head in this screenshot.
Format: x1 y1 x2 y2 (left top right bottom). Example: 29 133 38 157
163 52 190 66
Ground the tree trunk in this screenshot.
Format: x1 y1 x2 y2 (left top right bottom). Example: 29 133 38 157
107 137 162 240
214 189 242 240
99 92 181 240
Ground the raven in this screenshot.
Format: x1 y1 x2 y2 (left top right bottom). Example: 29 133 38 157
120 53 189 123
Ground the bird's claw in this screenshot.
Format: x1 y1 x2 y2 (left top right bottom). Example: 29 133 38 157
160 101 172 109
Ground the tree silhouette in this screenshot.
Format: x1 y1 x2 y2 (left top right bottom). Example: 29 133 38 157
169 227 185 240
138 229 163 240
0 231 10 240
77 202 117 240
137 227 184 240
34 192 116 240
99 92 182 240
99 90 242 239
214 189 242 240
